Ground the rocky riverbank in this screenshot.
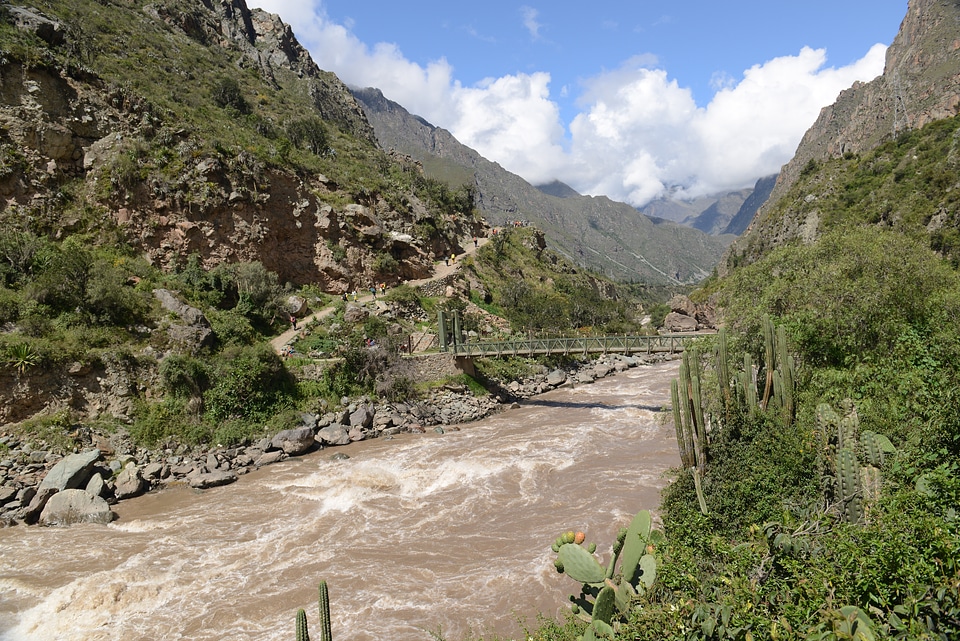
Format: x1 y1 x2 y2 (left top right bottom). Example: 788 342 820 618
0 352 674 527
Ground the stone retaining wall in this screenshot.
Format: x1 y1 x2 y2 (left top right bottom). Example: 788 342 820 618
403 352 475 380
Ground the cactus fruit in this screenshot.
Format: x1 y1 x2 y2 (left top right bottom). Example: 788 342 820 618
296 608 310 641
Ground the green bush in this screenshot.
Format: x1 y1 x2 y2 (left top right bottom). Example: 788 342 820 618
720 227 960 367
159 354 209 398
211 77 250 114
203 344 295 424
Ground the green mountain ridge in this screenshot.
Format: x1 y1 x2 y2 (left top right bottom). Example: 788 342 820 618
352 86 734 285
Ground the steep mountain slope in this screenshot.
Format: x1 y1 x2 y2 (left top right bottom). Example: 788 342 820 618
0 0 481 291
352 87 733 285
724 0 960 270
720 174 777 236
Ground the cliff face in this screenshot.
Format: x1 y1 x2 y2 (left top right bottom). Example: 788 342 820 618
0 0 476 291
724 0 960 271
145 0 376 144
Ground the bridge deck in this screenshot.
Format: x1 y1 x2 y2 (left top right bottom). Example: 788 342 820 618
447 334 704 358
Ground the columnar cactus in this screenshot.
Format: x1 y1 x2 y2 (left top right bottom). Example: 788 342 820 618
673 350 708 514
293 581 332 641
318 580 332 641
296 608 310 641
836 448 863 524
818 400 896 524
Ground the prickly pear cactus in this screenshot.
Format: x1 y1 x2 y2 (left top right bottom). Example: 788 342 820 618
550 510 663 641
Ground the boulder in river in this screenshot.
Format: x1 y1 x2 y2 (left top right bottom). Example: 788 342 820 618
39 489 114 526
38 449 101 491
189 470 238 489
271 426 316 456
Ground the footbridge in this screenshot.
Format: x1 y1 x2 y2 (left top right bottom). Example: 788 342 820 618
442 333 701 358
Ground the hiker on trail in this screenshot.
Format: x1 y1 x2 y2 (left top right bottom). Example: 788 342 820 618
289 314 297 330
473 236 478 248
341 292 348 302
451 253 456 264
444 256 449 266
370 285 377 299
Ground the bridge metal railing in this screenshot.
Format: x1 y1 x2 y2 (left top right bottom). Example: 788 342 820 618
446 333 705 358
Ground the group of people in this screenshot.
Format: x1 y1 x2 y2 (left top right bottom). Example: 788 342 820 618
341 283 388 302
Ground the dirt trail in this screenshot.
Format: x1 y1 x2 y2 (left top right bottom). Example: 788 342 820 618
270 236 490 353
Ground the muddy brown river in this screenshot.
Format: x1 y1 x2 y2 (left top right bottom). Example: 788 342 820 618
0 360 680 641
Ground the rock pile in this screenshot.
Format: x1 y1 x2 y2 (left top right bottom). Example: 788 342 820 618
662 294 718 332
0 352 669 527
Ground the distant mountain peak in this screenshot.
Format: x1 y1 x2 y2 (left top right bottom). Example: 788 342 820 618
535 181 581 198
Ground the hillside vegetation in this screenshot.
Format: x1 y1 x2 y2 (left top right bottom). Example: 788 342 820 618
521 116 960 641
0 1 661 446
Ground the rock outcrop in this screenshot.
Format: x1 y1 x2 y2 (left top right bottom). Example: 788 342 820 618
724 0 960 271
0 1 482 291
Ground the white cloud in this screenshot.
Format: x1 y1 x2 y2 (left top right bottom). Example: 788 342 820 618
248 1 887 207
563 44 887 202
448 73 568 184
520 6 543 40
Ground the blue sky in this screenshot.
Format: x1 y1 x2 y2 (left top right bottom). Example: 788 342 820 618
248 1 907 205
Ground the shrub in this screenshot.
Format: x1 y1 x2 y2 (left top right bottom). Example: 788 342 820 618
159 353 209 398
203 344 295 424
211 77 250 114
285 117 330 156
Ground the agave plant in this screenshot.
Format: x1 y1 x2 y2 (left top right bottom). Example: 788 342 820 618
7 342 39 375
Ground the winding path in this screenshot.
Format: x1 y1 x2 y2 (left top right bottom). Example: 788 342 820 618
270 236 489 353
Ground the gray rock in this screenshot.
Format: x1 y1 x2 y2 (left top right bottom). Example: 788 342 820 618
85 473 106 498
38 450 101 492
272 426 316 455
39 489 114 526
575 371 596 384
8 6 65 46
317 424 351 446
663 312 698 333
348 426 365 442
20 487 59 524
255 450 285 466
0 486 17 506
142 462 165 480
169 463 195 477
348 406 373 428
546 369 567 386
153 289 208 326
594 364 614 378
114 464 145 500
343 303 369 324
189 470 238 489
